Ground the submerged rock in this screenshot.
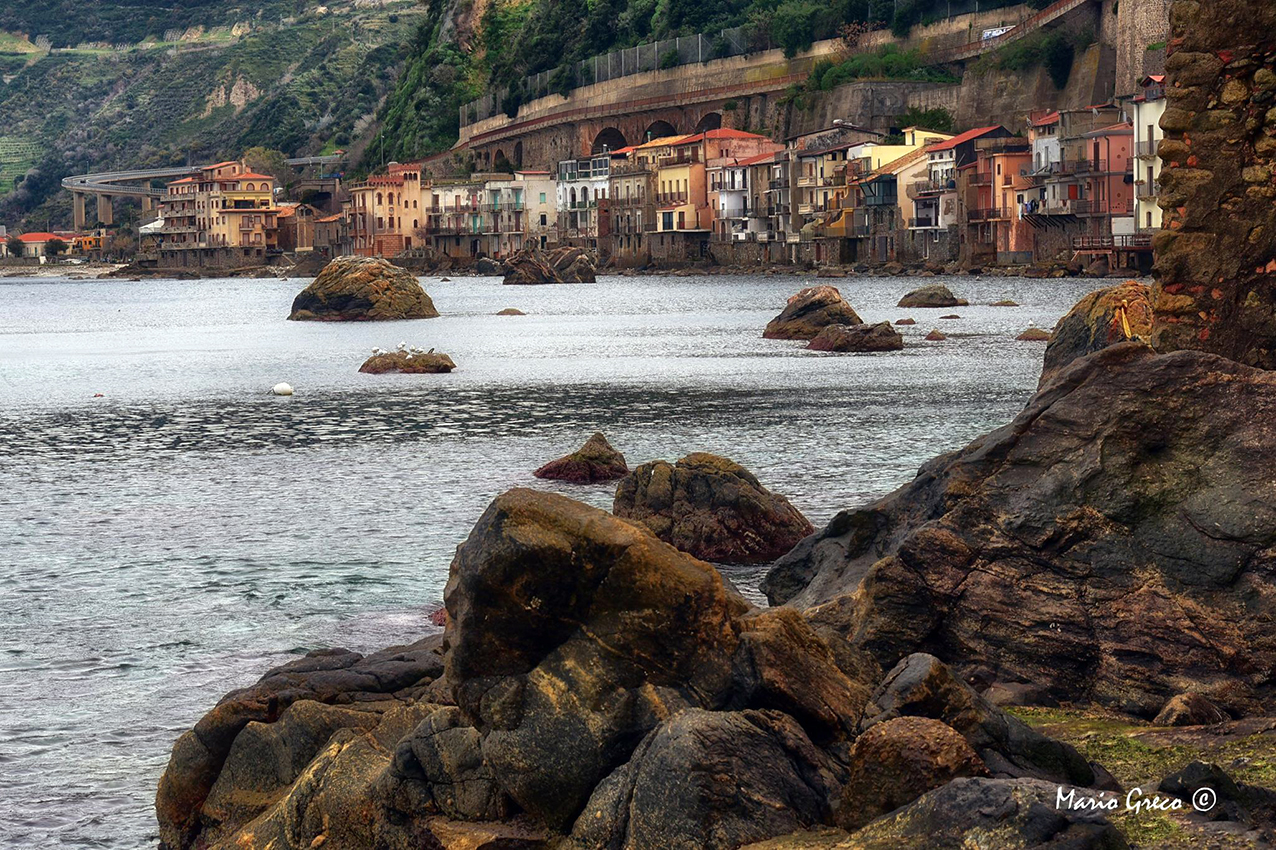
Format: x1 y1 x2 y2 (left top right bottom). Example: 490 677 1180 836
613 452 814 564
358 351 456 373
496 307 525 315
288 256 440 321
1016 327 1051 341
763 343 1276 716
990 299 1019 307
895 318 916 326
924 329 946 341
764 286 862 340
533 432 629 483
807 322 903 353
897 284 967 309
1041 279 1151 385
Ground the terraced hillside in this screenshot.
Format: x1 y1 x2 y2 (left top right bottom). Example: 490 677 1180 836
0 1 422 229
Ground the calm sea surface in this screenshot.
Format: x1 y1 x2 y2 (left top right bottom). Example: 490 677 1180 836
0 271 1103 847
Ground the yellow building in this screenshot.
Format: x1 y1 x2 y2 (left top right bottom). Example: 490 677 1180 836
159 161 279 269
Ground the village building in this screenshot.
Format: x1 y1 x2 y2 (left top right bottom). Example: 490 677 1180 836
1128 75 1166 236
157 161 280 269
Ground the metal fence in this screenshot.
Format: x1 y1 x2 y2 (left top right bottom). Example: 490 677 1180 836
460 26 774 128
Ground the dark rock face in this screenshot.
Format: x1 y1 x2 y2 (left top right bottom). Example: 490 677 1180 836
834 716 987 831
288 256 440 321
443 489 860 833
1041 280 1152 386
764 286 863 340
155 637 444 848
832 778 1129 849
764 344 1276 716
896 284 967 308
533 432 629 483
807 322 903 353
475 257 505 275
567 709 844 850
391 706 513 821
1152 0 1276 368
359 351 456 373
863 654 1096 787
1153 692 1230 727
503 246 597 285
613 452 814 565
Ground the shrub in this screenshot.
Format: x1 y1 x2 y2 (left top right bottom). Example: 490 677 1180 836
710 34 730 60
723 98 738 111
772 1 822 58
659 47 679 69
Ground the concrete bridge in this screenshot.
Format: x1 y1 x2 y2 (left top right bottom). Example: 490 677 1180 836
62 155 346 229
451 0 1096 171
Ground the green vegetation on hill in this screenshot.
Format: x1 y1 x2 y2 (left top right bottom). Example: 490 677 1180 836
0 3 418 228
975 25 1095 88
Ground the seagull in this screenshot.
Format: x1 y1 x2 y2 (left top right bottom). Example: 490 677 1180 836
371 347 383 356
397 341 407 352
427 347 435 354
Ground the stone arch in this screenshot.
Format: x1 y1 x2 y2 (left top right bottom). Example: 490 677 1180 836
693 112 722 133
513 141 524 169
644 120 677 142
591 127 627 154
493 149 512 172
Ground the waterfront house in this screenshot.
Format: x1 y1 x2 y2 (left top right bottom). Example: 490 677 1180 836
313 212 348 259
157 161 279 269
276 203 322 253
556 155 612 251
1128 75 1166 236
517 171 558 251
906 126 1013 262
961 136 1032 266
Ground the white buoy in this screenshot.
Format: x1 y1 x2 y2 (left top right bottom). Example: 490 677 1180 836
272 383 294 396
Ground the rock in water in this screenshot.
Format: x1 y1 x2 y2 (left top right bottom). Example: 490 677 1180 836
1016 327 1051 341
533 432 629 483
764 286 862 340
763 343 1276 716
287 256 440 321
990 299 1019 307
924 329 946 341
503 246 597 285
895 318 916 326
896 284 968 308
807 322 903 353
496 307 526 316
613 452 814 564
358 351 456 374
475 256 504 275
1040 279 1151 386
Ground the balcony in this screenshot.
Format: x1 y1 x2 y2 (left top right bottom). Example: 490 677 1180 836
797 203 818 215
1074 199 1134 217
610 162 651 177
1075 159 1109 175
657 150 700 167
1072 233 1153 251
796 175 819 187
1136 139 1160 159
907 180 950 199
908 218 940 229
768 178 789 190
655 192 688 207
967 207 1006 221
1136 178 1161 200
968 172 993 186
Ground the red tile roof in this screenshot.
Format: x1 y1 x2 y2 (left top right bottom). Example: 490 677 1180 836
168 177 196 185
737 151 777 166
204 161 239 170
1030 111 1060 127
315 214 344 223
231 172 275 180
17 232 64 242
673 128 770 146
927 125 1005 151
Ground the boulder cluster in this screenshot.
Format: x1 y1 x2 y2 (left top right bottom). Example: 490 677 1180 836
503 246 597 285
763 286 862 340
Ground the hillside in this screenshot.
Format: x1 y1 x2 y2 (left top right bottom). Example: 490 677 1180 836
0 1 422 229
369 0 1052 167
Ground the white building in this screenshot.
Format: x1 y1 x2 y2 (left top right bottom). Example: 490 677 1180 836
1130 75 1167 233
556 155 611 248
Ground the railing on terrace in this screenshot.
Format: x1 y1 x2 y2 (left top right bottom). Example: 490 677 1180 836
610 163 651 177
967 207 1005 221
968 172 993 186
1075 159 1109 175
655 192 688 205
908 218 940 229
769 178 789 189
1136 179 1161 200
907 179 950 198
1072 233 1153 250
1136 139 1160 158
658 151 701 167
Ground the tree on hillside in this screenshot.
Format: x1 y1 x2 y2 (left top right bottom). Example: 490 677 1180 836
45 237 67 257
242 146 291 190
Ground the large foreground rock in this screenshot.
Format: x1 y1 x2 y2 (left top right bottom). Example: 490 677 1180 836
613 452 814 564
155 638 444 848
503 246 597 285
533 432 628 483
288 256 440 321
807 322 903 353
896 284 967 308
1040 280 1152 386
764 286 862 340
764 343 1276 716
445 489 865 831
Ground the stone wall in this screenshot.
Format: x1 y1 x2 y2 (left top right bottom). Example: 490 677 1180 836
1151 0 1276 368
1100 0 1172 97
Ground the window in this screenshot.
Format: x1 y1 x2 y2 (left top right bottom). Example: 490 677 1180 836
539 192 546 204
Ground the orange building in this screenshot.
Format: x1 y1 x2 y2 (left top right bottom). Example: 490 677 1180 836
158 161 279 269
